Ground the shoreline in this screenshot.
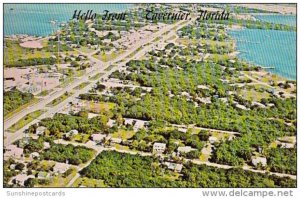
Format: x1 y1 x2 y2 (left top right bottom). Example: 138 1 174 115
228 30 296 82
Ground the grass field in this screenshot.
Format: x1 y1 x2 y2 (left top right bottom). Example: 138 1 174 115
7 110 46 133
4 98 40 120
89 73 104 81
83 101 115 114
46 92 73 107
111 129 135 140
72 177 106 187
74 82 90 90
4 39 52 66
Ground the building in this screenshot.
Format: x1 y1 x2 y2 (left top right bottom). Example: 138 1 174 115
91 133 106 143
177 146 195 153
177 127 187 133
107 119 116 127
208 136 218 144
165 162 183 173
36 126 47 135
43 142 50 149
53 162 70 174
14 174 34 186
111 138 122 144
5 145 24 159
279 142 295 148
133 120 146 132
251 156 267 167
37 172 51 180
153 143 166 154
30 152 40 159
65 129 79 138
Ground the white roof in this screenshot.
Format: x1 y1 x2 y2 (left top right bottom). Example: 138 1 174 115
15 174 34 182
111 138 122 143
91 133 106 141
178 146 195 153
43 142 50 149
5 145 23 157
251 156 267 166
107 119 116 127
197 85 209 90
53 162 70 173
36 126 47 131
153 142 166 148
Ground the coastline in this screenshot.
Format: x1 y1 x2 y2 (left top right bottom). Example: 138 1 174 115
228 25 296 81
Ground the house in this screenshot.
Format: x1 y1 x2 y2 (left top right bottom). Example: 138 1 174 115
133 120 146 132
107 119 116 127
279 142 295 148
36 126 47 135
14 174 34 186
165 162 183 173
153 143 166 154
124 118 134 125
86 140 96 147
53 162 70 174
30 152 40 159
91 133 106 143
197 85 210 90
65 129 79 138
252 102 266 108
5 145 24 159
177 146 195 153
43 142 50 149
208 136 218 144
178 127 187 133
251 156 267 167
111 138 122 144
10 164 16 170
37 171 51 180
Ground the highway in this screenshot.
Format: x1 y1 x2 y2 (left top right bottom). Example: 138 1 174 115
4 18 196 147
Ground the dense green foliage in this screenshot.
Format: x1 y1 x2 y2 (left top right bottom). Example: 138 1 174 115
267 148 297 175
81 151 296 187
42 144 94 165
38 113 109 137
130 128 205 155
4 89 34 115
5 57 56 67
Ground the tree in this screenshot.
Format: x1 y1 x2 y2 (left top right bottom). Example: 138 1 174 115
24 178 35 187
15 163 25 171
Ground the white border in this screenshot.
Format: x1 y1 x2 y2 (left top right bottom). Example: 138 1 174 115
0 1 299 198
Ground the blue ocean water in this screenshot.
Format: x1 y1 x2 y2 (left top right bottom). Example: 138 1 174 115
4 4 133 36
230 29 296 80
255 14 296 27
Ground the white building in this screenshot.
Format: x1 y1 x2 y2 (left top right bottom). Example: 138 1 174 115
91 133 106 143
165 162 183 172
65 129 79 138
111 138 122 144
153 143 166 154
177 146 195 153
36 126 47 135
43 142 50 149
251 156 267 167
53 162 70 174
208 136 218 144
5 145 24 159
14 174 34 186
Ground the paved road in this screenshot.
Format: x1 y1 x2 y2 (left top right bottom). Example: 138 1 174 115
171 124 240 135
4 18 194 147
